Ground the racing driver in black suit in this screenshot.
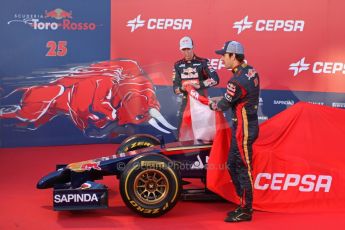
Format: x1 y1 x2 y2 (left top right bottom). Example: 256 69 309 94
173 36 219 140
209 40 260 223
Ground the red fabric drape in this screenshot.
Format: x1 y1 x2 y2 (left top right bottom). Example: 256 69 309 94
207 102 345 212
182 88 345 212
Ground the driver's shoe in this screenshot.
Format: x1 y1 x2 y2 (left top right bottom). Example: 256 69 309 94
226 205 242 216
225 206 253 222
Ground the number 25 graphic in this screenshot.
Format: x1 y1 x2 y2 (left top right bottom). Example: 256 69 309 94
46 41 68 57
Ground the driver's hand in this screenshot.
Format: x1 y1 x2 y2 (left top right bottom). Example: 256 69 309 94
209 101 218 111
209 96 223 103
175 87 182 94
191 83 200 89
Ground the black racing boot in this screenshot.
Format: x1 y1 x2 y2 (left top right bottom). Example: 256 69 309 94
226 205 242 216
225 206 253 222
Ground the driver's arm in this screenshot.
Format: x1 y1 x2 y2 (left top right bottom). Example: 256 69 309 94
200 59 219 88
172 65 184 94
210 80 242 111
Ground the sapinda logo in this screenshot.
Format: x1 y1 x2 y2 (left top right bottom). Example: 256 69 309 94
258 116 268 121
332 102 345 108
273 100 295 105
233 15 304 34
289 57 345 76
127 15 192 32
54 193 99 203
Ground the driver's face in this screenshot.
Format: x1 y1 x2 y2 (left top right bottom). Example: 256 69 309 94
181 48 194 61
221 53 235 69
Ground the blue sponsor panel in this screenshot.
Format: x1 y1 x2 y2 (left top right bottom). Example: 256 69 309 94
0 0 110 75
208 88 345 124
0 0 111 64
258 89 345 122
1 81 345 147
0 0 110 147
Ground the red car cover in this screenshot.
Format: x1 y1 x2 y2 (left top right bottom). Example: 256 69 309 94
179 86 345 212
207 101 345 212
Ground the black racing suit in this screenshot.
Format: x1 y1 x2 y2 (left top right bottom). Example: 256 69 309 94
173 55 219 139
213 63 260 209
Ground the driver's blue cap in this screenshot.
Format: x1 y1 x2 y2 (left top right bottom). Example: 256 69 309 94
215 41 244 55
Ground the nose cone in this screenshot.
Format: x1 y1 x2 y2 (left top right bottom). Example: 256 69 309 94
37 178 49 189
36 169 69 189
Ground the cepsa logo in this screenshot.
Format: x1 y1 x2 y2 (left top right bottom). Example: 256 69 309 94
289 57 345 77
208 58 253 70
254 173 332 192
127 15 192 32
208 58 226 70
233 16 304 34
7 8 97 31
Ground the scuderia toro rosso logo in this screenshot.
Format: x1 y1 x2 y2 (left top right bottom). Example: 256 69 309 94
7 8 98 31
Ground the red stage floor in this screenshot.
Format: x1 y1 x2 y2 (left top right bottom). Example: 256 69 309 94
1 144 345 229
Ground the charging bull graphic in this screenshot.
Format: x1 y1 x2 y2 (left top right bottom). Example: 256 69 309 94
45 8 72 20
0 59 176 137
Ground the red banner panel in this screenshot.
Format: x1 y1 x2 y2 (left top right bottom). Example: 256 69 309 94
111 0 345 93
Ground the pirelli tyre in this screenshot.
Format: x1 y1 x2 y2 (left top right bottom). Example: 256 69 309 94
119 153 182 217
116 134 160 154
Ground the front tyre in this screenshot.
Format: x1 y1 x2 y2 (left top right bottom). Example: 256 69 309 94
119 153 181 217
116 134 160 154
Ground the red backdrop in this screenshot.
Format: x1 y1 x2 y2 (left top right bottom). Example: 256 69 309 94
111 0 345 93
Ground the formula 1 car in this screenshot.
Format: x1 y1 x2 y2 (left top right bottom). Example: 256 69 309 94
37 134 220 217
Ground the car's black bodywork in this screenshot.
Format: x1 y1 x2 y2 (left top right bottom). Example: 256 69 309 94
37 134 217 217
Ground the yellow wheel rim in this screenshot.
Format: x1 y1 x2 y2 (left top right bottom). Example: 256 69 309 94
133 169 169 205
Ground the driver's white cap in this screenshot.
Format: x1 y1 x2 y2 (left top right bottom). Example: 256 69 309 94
179 36 193 50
